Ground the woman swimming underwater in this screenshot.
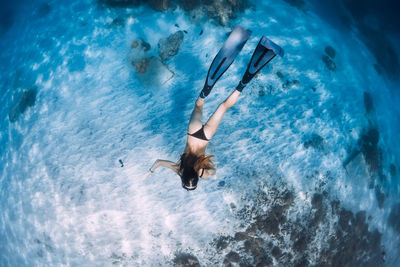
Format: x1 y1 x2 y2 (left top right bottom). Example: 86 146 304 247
147 26 284 190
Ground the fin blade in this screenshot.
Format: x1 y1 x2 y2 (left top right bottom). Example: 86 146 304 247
240 36 284 85
202 26 251 96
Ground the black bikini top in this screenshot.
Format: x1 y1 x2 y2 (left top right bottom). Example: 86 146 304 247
199 168 205 178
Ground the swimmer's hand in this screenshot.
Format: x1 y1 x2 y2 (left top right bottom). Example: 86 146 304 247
146 159 179 178
144 170 153 179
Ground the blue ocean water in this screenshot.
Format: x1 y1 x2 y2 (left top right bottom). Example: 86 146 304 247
1 0 399 266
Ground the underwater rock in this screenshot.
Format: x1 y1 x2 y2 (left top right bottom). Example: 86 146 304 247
129 38 152 71
253 253 272 267
135 56 174 87
9 88 37 122
131 40 139 48
282 190 295 206
211 185 384 266
359 128 380 172
225 251 240 263
158 31 184 61
173 253 200 267
343 152 373 187
131 38 151 51
134 57 151 73
322 54 336 71
37 3 51 17
292 232 308 253
254 214 280 236
363 91 374 113
310 207 324 228
303 133 324 150
320 207 384 266
99 0 141 7
271 246 282 259
375 186 385 209
100 0 169 11
282 79 300 89
179 0 200 11
388 202 400 234
311 193 323 210
203 0 249 26
0 5 14 35
276 71 284 79
147 0 169 11
234 232 248 241
324 45 336 59
111 17 125 27
339 208 354 232
214 236 231 251
339 0 400 80
359 25 400 80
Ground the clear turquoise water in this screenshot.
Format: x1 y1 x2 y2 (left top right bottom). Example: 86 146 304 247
1 0 399 265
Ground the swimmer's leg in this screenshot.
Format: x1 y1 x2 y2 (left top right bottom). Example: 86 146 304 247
188 97 204 134
203 90 240 140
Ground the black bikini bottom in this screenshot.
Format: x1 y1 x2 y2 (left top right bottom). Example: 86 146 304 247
188 126 209 141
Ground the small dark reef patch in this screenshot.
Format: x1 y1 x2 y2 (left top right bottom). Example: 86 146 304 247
9 88 38 123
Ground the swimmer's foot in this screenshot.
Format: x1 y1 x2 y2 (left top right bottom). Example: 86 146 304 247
236 36 284 92
200 25 251 99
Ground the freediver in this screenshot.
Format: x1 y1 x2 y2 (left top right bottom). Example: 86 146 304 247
147 26 284 190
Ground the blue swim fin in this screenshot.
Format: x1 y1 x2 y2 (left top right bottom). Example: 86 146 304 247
236 36 284 92
200 26 252 98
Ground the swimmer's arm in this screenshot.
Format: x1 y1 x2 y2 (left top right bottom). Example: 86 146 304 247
200 168 216 179
148 159 179 175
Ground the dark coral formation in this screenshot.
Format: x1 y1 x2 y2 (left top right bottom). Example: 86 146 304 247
340 0 400 80
275 71 300 90
209 186 384 266
178 0 200 11
158 31 184 61
363 91 374 113
37 3 52 18
325 45 336 59
388 202 400 235
375 186 385 209
134 57 151 73
172 253 200 267
322 54 336 71
99 0 168 10
128 34 175 86
358 128 380 172
319 208 384 266
0 1 14 35
131 39 151 51
304 133 324 150
9 88 37 122
148 0 169 11
321 45 337 71
98 0 141 8
389 164 396 177
100 0 249 26
202 0 249 26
